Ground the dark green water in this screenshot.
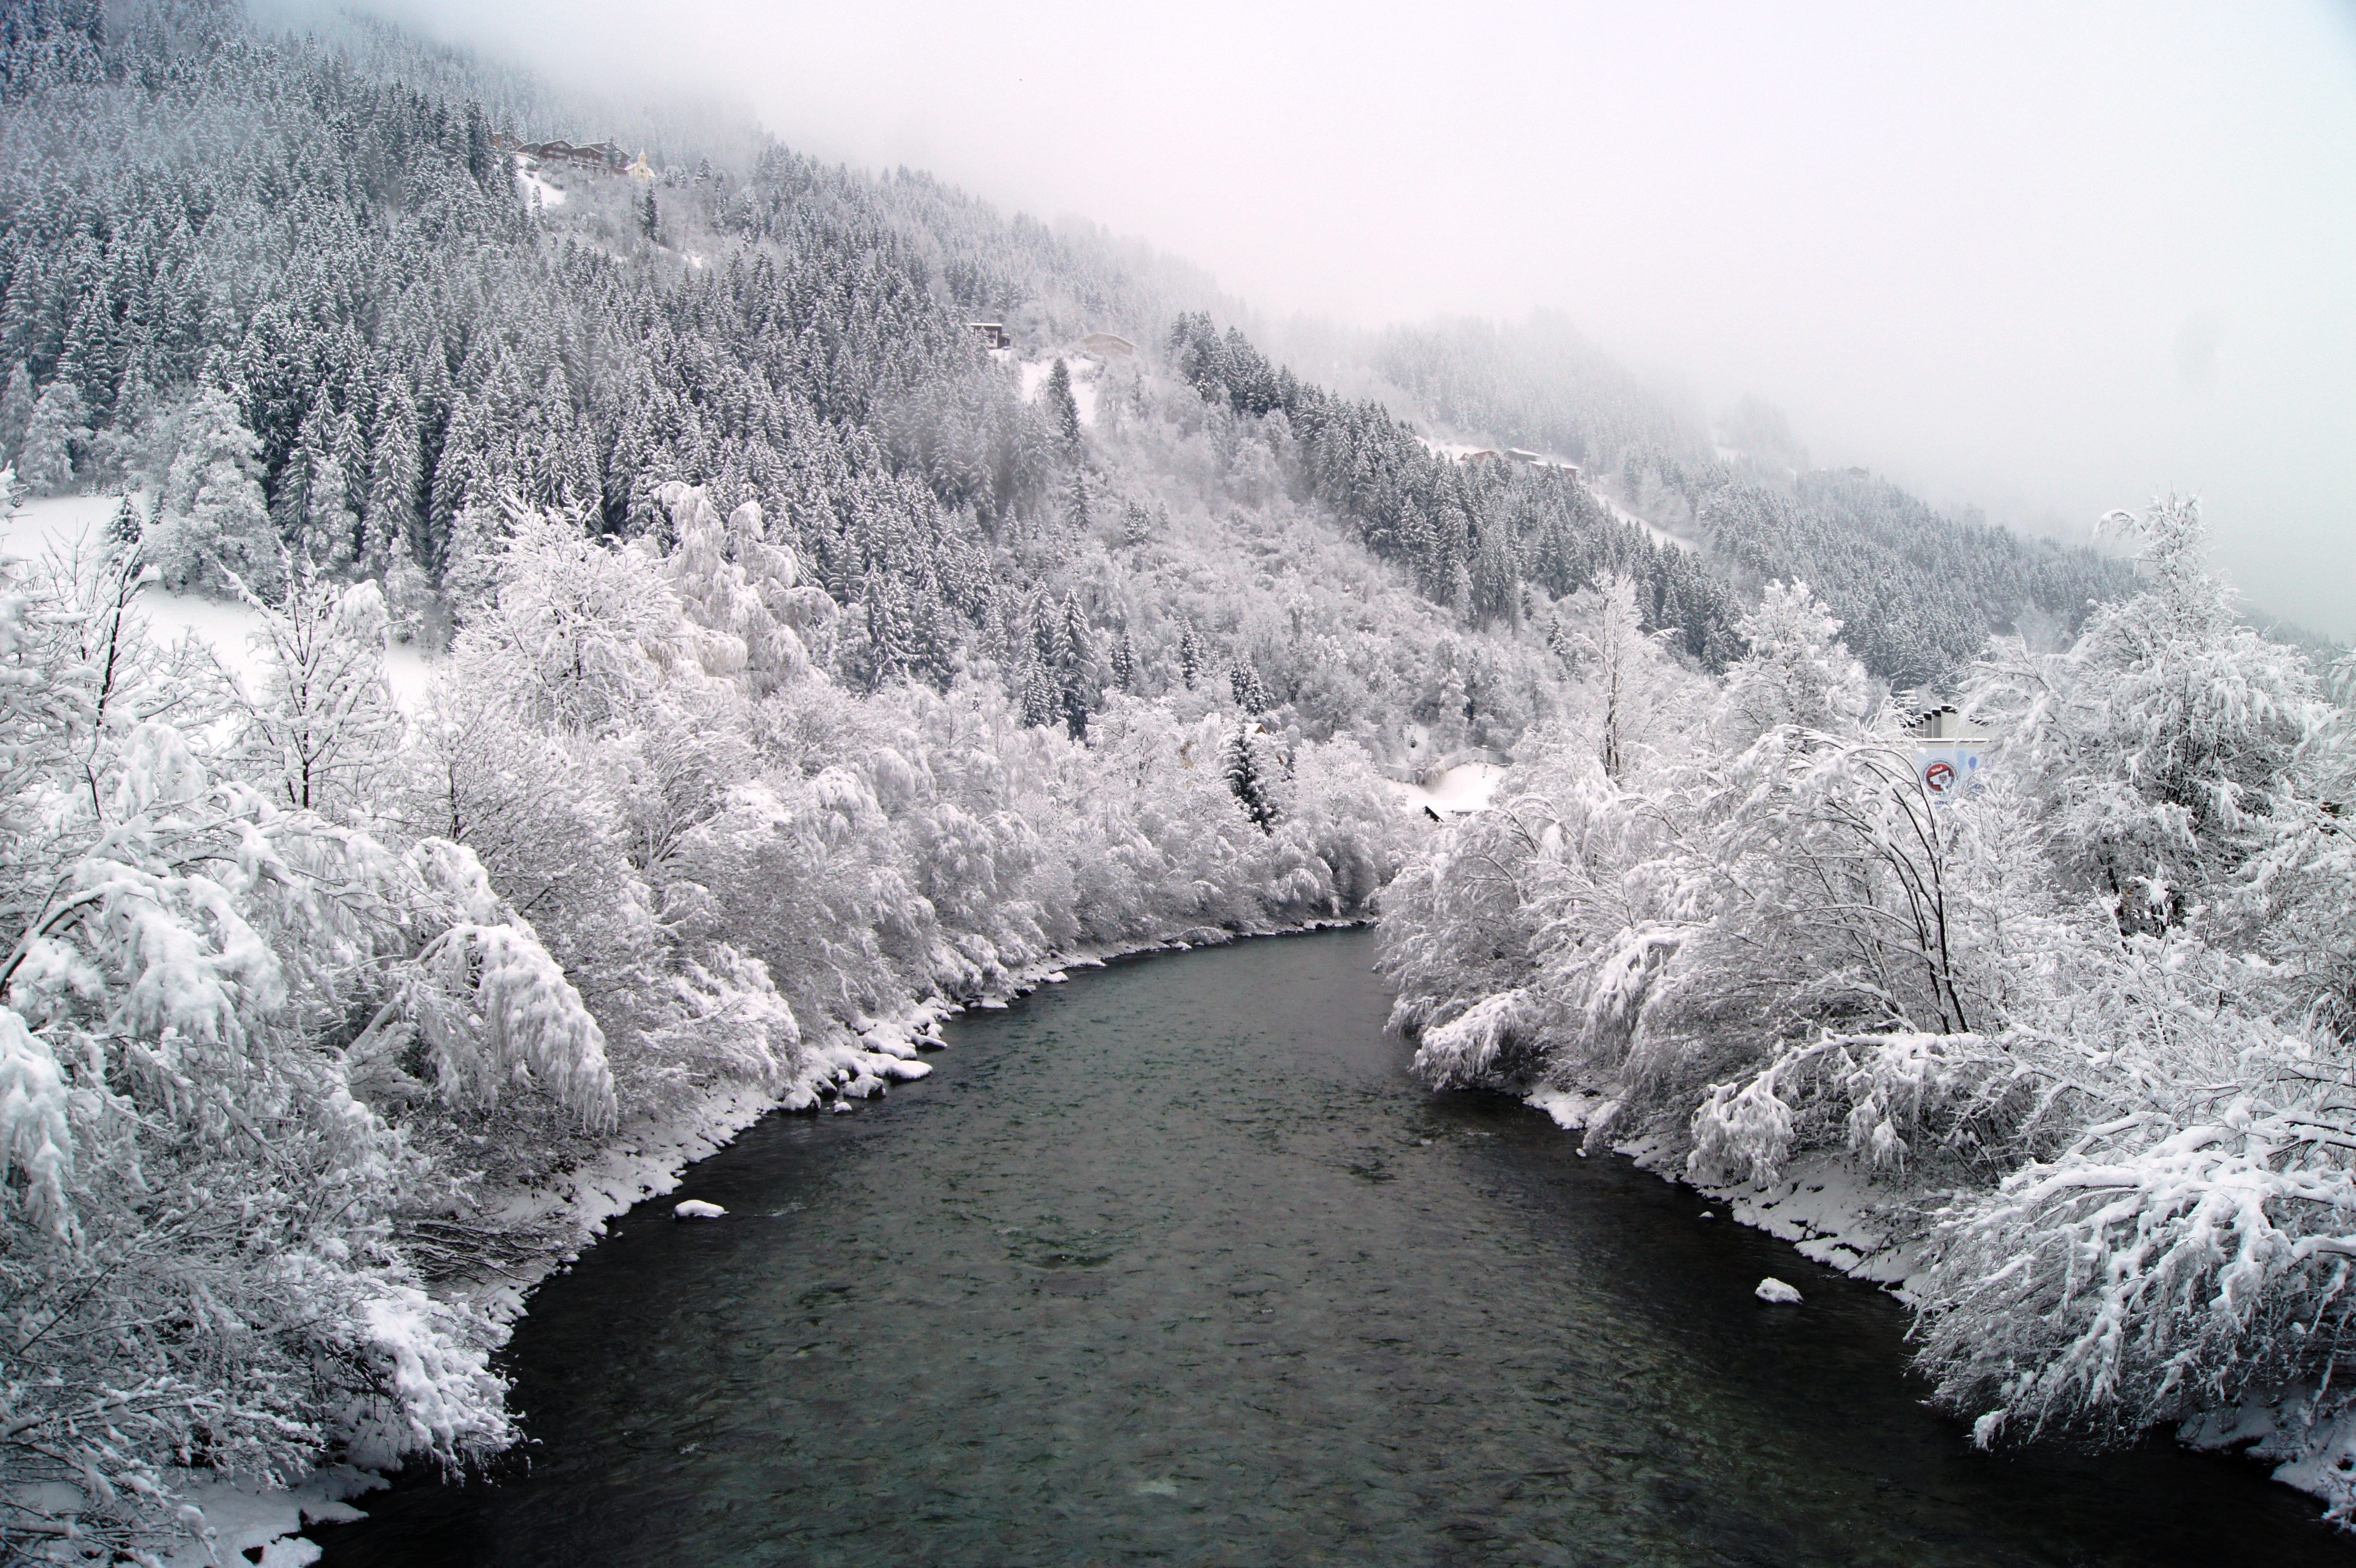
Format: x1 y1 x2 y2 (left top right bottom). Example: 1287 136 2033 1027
318 929 2345 1566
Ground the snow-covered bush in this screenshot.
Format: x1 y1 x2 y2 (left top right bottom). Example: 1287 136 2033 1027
0 543 515 1558
1383 502 2356 1497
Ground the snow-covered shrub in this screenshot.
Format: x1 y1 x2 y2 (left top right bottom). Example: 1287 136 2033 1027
1383 502 2356 1496
1917 1025 2356 1458
0 545 515 1556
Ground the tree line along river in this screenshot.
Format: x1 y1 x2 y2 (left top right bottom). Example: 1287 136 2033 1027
318 928 2347 1567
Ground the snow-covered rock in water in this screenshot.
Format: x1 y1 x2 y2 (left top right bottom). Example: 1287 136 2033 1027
673 1200 727 1220
1755 1277 1803 1304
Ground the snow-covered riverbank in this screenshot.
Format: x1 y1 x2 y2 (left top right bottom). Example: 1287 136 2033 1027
156 918 1369 1566
1519 1081 2356 1527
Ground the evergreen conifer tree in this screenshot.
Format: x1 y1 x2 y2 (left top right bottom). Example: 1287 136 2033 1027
1229 660 1273 714
0 360 35 464
17 379 87 494
1044 358 1080 445
153 385 276 596
1222 722 1280 833
106 493 142 547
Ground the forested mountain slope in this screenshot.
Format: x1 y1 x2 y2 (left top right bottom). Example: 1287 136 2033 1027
1365 313 2139 689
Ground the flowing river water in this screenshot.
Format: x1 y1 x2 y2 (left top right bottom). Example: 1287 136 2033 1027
319 929 2346 1566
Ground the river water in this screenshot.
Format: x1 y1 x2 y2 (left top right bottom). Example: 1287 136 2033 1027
319 929 2346 1566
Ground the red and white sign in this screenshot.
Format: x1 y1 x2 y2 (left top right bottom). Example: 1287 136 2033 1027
1914 744 1984 801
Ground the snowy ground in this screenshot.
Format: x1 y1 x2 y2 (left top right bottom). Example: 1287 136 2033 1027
1384 761 1505 819
1 494 438 709
1018 356 1101 426
513 158 570 209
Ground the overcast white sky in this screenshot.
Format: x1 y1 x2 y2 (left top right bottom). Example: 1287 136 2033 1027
367 0 2356 638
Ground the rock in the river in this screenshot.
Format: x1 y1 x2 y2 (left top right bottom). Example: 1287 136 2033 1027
1755 1277 1802 1304
674 1200 728 1220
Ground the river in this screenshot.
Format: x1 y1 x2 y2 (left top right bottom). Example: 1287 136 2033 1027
318 928 2346 1566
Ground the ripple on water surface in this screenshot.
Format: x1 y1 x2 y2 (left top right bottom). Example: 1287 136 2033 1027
319 929 2349 1567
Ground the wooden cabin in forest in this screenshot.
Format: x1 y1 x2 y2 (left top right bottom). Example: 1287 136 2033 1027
967 322 1010 350
1082 330 1136 359
516 140 626 172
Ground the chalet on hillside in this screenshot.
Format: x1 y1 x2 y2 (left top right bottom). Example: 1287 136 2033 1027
516 139 627 173
967 322 1010 350
1081 330 1136 359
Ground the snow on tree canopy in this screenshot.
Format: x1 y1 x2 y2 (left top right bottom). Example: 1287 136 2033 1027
0 1006 72 1236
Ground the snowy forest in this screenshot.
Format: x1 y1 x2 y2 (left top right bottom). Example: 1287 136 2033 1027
0 0 2346 1559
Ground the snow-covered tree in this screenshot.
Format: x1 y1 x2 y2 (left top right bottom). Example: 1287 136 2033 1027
0 360 34 464
149 385 277 597
1972 494 2328 935
1718 578 1872 742
15 377 86 495
1044 357 1081 445
230 569 404 816
1223 721 1282 833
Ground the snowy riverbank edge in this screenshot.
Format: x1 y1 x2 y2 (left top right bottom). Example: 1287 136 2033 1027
158 917 1372 1566
1521 1085 2356 1527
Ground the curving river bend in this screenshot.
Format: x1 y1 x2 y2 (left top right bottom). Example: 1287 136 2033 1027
320 929 2346 1566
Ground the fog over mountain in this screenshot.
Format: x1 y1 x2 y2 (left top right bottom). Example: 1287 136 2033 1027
345 0 2356 640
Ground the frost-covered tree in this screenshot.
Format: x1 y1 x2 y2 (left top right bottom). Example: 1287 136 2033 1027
150 385 277 597
1573 572 1679 778
1229 659 1273 715
0 550 514 1557
1223 721 1282 833
230 569 404 816
1044 357 1081 445
15 377 85 494
0 359 35 463
1718 578 1872 742
1384 484 2356 1514
1973 494 2328 935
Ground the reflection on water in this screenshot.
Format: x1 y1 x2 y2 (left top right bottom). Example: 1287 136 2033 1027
319 929 2346 1566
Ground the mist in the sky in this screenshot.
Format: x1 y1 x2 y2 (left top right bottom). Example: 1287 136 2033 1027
345 0 2356 639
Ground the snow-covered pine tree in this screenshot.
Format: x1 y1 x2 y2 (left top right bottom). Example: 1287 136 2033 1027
0 359 34 464
1045 357 1081 445
105 491 140 546
16 377 86 494
1229 660 1273 714
1222 721 1281 833
150 384 277 596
